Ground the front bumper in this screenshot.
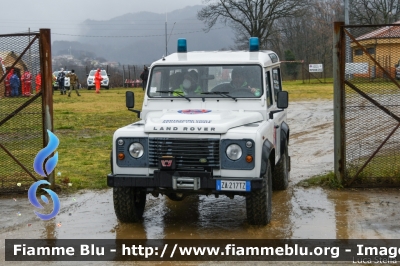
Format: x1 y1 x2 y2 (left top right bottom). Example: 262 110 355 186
107 170 262 192
87 80 109 86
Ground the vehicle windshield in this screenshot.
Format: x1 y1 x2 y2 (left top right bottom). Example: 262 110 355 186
147 65 263 98
89 70 107 76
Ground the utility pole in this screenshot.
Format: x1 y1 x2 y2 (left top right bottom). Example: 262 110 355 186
28 28 32 94
165 12 168 56
28 27 32 70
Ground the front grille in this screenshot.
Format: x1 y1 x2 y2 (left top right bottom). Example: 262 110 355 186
148 138 220 170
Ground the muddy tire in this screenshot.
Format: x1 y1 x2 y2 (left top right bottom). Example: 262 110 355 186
272 141 289 190
113 187 146 223
246 159 272 225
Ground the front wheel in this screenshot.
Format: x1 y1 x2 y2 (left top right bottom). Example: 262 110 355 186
113 187 146 223
246 159 272 225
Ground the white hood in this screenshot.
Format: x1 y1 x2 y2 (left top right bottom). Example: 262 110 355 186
144 109 263 133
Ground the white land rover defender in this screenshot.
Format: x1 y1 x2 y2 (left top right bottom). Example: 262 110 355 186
108 37 290 225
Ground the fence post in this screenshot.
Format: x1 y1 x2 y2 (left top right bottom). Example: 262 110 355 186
333 21 345 185
122 65 125 87
39 29 55 189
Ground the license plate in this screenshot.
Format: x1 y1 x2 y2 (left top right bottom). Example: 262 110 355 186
216 180 251 191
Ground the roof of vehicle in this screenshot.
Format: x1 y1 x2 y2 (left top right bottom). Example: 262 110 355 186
53 70 71 73
152 50 280 67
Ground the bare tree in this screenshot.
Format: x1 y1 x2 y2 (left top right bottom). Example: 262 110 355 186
276 0 342 79
198 0 310 49
350 0 400 24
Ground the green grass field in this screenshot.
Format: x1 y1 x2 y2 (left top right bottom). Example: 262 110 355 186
53 82 333 190
282 80 333 101
53 87 144 190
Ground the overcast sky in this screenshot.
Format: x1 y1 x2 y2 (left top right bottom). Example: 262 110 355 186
0 0 204 41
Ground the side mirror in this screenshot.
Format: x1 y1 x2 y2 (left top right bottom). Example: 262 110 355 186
126 91 134 108
108 74 111 77
277 91 288 109
396 64 399 68
86 74 89 76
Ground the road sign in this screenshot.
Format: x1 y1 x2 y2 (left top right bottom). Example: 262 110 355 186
309 64 323 72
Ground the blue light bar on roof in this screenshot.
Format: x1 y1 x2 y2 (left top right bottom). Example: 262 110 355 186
249 37 259 52
177 38 187 53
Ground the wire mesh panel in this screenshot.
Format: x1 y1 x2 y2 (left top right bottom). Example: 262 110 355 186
0 33 43 193
343 24 400 187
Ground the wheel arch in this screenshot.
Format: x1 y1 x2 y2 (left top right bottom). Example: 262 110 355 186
261 139 275 176
280 121 289 156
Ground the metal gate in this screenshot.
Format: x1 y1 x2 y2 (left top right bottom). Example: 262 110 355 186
0 29 54 193
334 22 400 187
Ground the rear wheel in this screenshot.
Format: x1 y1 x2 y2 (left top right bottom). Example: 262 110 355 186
246 159 272 225
113 187 146 223
272 141 289 190
105 86 110 90
88 86 93 90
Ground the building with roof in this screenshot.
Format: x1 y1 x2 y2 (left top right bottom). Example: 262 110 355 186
351 21 400 79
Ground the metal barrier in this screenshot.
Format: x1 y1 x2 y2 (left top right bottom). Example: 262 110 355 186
334 22 400 187
0 29 53 193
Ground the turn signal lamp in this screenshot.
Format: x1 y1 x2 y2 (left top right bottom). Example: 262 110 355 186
118 153 125 160
246 155 253 163
177 38 187 53
249 37 259 52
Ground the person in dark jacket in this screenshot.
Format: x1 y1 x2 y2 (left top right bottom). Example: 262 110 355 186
10 72 20 97
57 68 66 95
140 66 149 91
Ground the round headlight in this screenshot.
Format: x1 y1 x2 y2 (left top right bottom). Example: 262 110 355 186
129 142 144 158
226 144 242 161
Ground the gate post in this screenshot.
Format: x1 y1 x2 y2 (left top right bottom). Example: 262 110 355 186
39 29 55 189
333 22 346 185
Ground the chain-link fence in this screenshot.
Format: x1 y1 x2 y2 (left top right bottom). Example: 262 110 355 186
0 31 52 193
334 22 400 187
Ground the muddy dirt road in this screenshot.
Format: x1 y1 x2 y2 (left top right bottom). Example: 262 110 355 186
2 100 400 265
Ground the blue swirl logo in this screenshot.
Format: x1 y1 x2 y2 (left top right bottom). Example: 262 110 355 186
33 130 59 177
28 130 60 220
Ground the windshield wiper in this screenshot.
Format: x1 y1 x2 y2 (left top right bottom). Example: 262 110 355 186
201 91 237 102
155 90 191 102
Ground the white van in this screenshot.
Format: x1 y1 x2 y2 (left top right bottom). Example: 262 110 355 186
86 69 110 90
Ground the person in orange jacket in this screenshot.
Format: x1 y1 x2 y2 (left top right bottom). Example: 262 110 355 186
35 71 42 93
94 68 103 94
4 69 13 97
21 69 32 96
